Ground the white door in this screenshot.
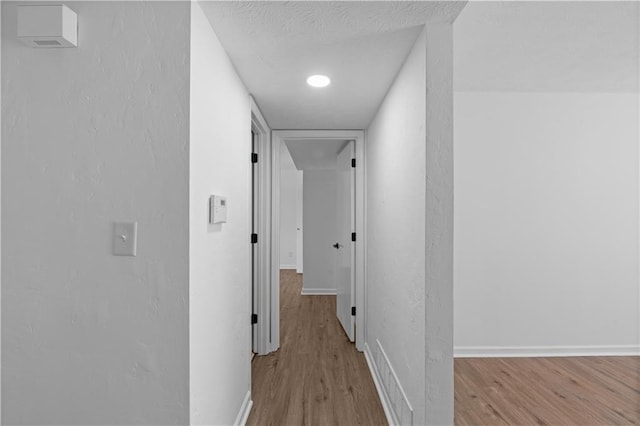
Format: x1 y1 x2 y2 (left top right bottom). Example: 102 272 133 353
295 171 304 274
335 141 355 341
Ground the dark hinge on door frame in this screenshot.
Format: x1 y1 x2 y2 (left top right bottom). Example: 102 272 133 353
351 306 356 316
251 153 258 163
251 233 258 244
251 313 258 324
351 158 356 168
351 232 356 242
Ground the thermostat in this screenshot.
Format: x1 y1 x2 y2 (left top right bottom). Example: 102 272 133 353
209 195 227 224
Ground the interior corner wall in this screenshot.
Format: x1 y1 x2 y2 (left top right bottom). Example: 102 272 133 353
365 27 427 425
189 2 251 425
1 2 191 425
454 92 640 355
302 170 337 293
280 144 301 269
424 23 455 424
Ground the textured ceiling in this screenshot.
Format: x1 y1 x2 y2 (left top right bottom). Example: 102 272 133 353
199 1 467 129
454 1 639 92
285 139 349 171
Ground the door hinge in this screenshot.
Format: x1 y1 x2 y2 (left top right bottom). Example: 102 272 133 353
351 306 356 316
251 313 258 324
251 153 258 163
351 232 356 242
351 158 356 168
251 233 258 244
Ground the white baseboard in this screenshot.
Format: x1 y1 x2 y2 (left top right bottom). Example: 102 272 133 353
279 265 296 270
454 345 640 358
300 288 336 295
364 343 398 426
234 390 253 426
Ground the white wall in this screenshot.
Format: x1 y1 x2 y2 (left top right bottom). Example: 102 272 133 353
280 143 301 269
423 24 455 423
454 92 640 355
366 25 455 425
302 171 337 293
189 2 252 424
366 29 427 425
1 2 190 424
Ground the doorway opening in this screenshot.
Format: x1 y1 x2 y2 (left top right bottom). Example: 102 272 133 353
248 130 381 424
278 138 355 338
270 130 366 352
249 127 367 356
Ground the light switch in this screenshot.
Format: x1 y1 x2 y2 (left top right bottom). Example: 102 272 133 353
114 222 137 256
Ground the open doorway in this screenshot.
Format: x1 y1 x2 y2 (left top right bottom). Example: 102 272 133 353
278 143 302 275
247 130 384 424
270 130 366 351
278 138 357 339
249 128 366 355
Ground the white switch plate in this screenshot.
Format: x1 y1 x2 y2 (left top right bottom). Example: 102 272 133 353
114 222 137 256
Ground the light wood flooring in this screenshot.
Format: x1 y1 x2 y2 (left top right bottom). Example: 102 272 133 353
455 356 640 425
247 270 387 426
249 270 639 425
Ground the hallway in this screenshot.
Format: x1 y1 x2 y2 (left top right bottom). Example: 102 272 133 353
248 270 387 425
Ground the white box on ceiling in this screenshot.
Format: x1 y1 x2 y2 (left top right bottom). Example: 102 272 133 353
17 5 78 48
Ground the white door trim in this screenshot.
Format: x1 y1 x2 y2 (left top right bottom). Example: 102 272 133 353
250 97 272 356
271 130 366 352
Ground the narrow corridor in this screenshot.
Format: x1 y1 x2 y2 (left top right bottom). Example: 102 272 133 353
247 270 387 425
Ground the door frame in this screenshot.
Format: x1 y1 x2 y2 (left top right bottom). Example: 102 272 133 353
250 97 272 356
271 130 366 352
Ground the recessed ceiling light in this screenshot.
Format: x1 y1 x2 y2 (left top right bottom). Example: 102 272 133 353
307 74 331 88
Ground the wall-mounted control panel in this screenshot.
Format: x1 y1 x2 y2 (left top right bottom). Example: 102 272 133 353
209 195 227 224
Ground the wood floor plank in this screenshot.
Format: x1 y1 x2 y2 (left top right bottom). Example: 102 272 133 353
455 356 640 426
248 270 387 426
250 270 639 425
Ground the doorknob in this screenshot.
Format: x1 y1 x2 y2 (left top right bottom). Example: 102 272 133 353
332 243 340 249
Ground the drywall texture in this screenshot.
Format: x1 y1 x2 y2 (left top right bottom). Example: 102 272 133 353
455 1 639 92
454 92 640 354
424 24 454 424
366 29 427 425
2 2 190 425
190 2 252 424
302 171 337 293
280 143 301 268
366 25 455 425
